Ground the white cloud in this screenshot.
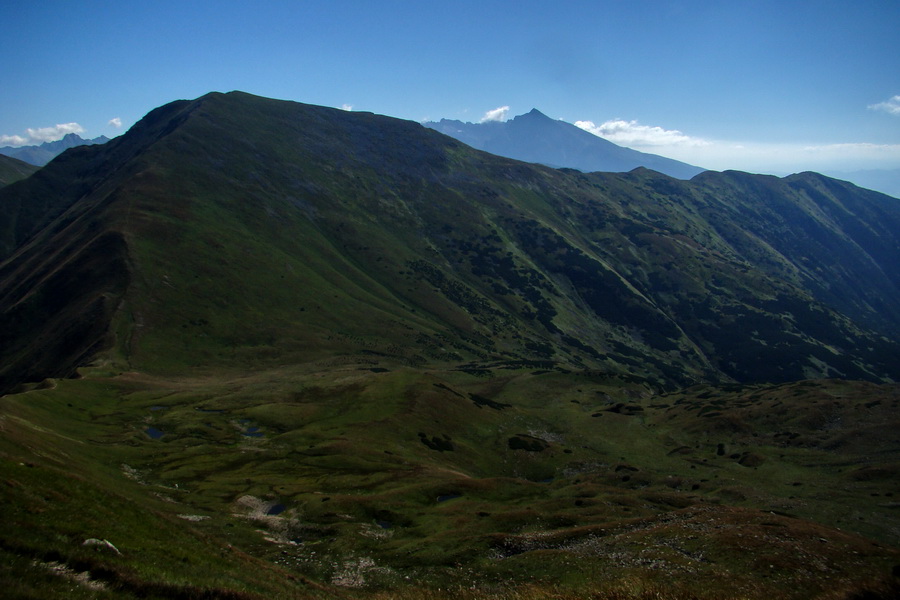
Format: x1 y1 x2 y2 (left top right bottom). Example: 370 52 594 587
0 122 85 147
868 95 900 116
479 105 510 123
0 134 29 146
575 119 711 148
340 103 353 111
25 122 85 143
108 117 122 128
802 142 900 153
570 115 900 173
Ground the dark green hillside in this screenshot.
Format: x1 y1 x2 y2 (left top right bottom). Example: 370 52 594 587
691 169 900 337
1 91 899 394
2 92 900 598
0 154 39 187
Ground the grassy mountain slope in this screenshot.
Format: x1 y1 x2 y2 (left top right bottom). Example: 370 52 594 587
692 169 900 337
2 368 899 599
1 92 899 394
1 92 900 598
0 154 39 187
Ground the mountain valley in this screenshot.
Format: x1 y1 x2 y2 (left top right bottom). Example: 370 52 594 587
1 92 899 599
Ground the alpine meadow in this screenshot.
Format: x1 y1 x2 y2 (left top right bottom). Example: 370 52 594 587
1 91 899 599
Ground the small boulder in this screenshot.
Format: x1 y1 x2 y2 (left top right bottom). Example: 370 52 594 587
82 538 121 555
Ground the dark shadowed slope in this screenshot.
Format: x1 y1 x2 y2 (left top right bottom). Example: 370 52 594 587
693 169 900 337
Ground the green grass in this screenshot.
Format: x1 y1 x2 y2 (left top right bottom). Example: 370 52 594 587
0 154 39 187
3 92 900 598
2 367 898 598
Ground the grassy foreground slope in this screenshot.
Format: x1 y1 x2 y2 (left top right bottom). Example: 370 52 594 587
2 367 899 598
1 92 900 597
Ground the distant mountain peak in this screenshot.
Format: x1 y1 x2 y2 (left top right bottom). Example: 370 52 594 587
424 108 706 179
0 133 110 166
511 108 554 124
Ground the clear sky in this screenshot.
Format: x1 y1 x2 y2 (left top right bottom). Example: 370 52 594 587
2 0 898 174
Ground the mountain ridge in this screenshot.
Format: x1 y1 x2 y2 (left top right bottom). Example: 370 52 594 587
1 91 898 394
824 167 900 200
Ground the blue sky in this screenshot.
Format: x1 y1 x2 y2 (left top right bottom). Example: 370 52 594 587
2 0 898 173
